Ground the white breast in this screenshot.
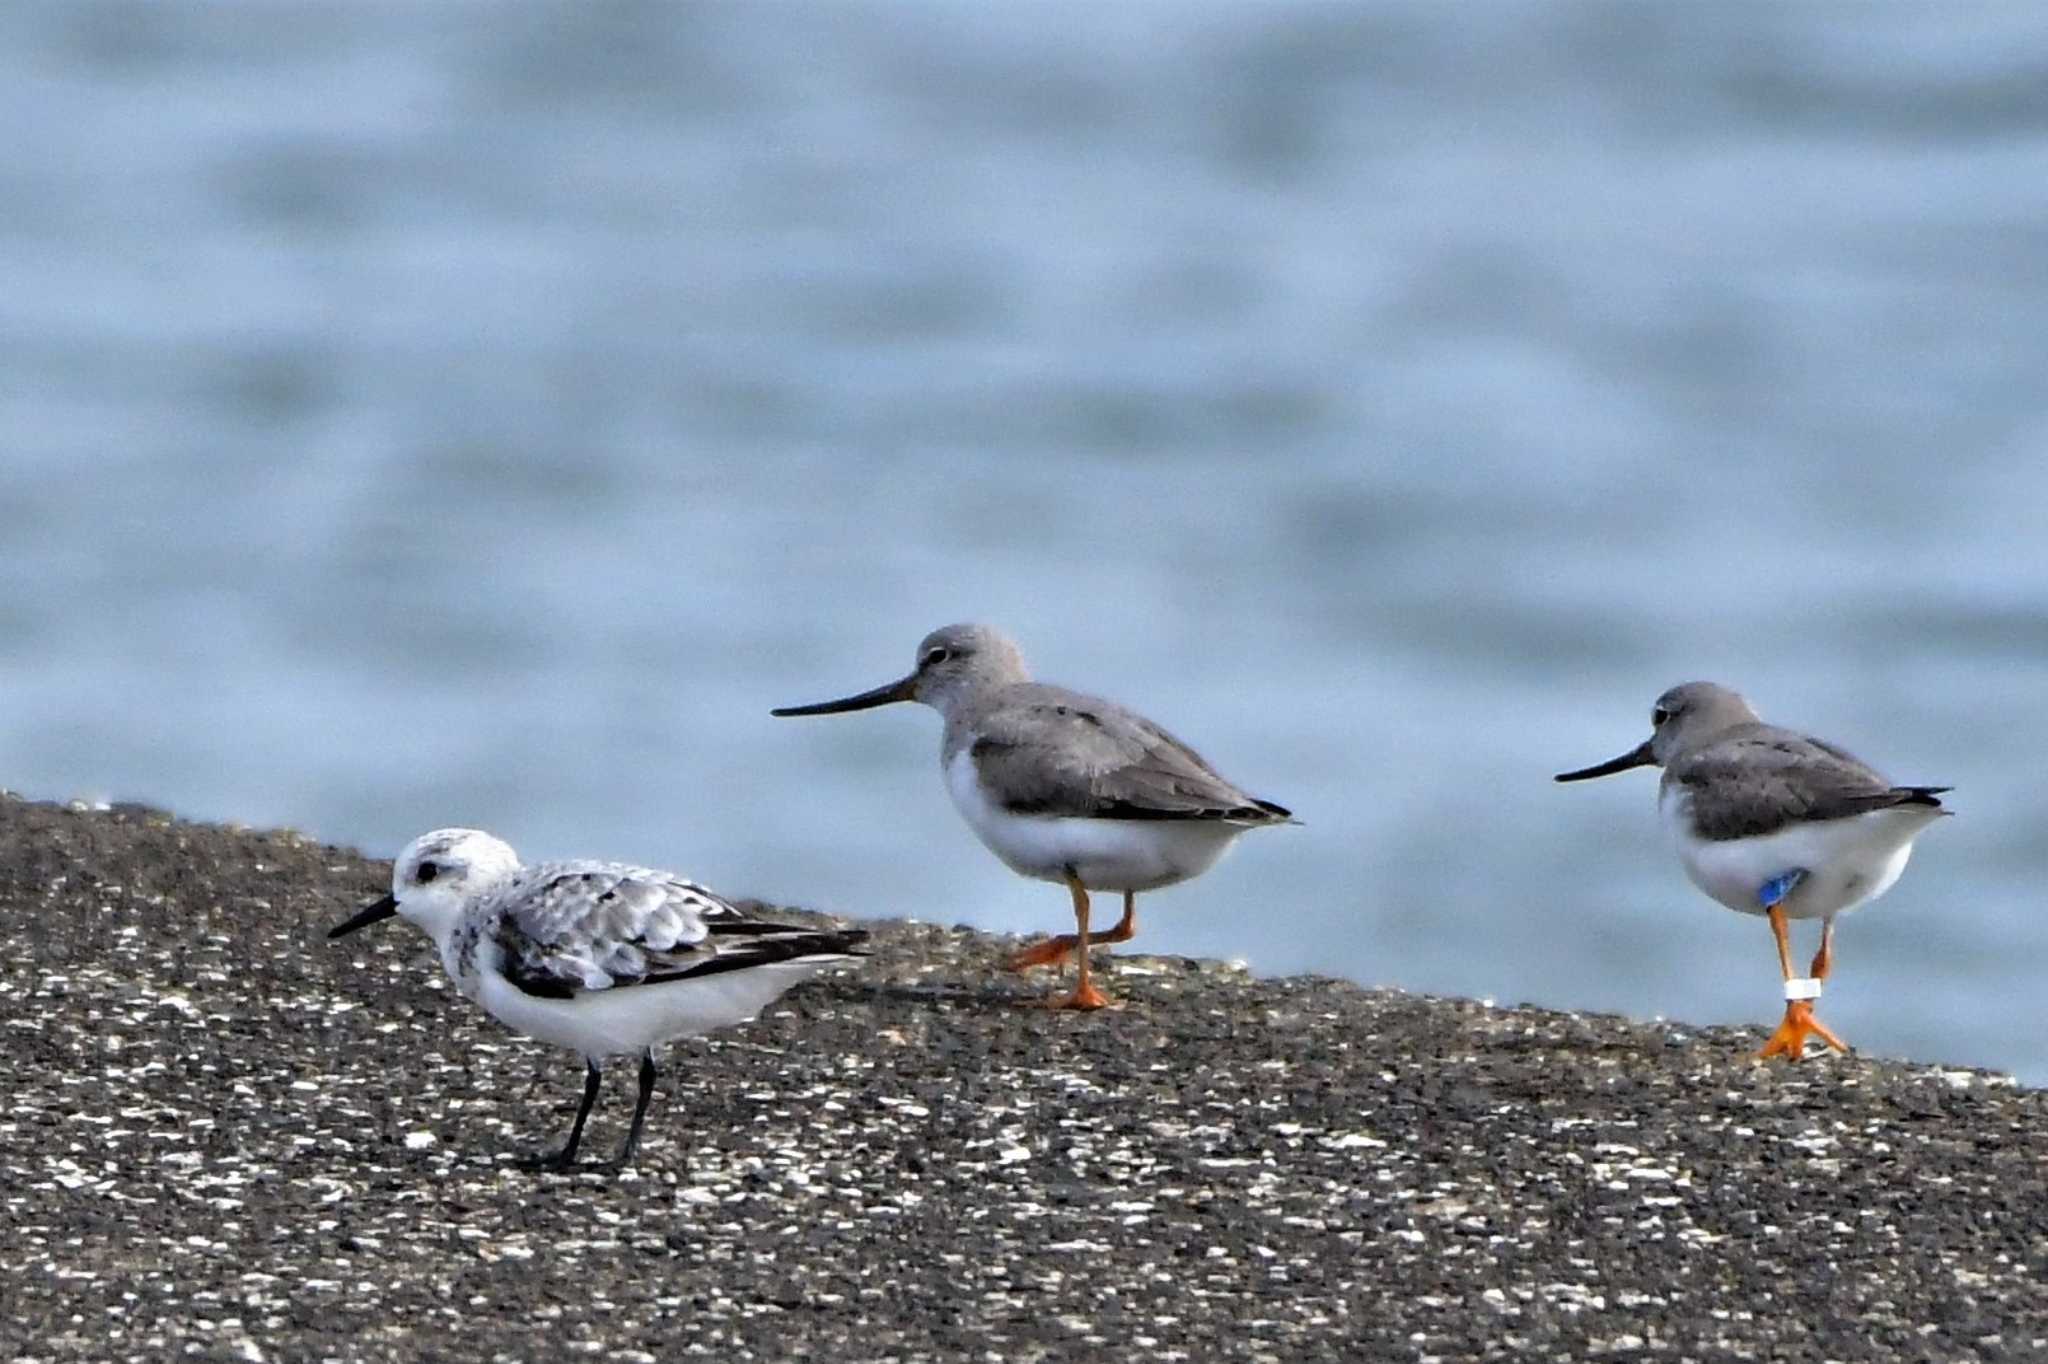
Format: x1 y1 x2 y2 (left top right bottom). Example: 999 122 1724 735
1659 787 1945 921
473 957 849 1060
942 748 1243 893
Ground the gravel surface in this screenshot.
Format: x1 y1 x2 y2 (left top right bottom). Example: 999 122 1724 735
4 795 2046 1362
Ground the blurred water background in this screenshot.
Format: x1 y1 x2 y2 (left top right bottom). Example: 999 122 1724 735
4 1 2046 1078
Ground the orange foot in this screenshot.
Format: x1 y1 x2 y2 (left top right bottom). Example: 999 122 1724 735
1757 1001 1850 1061
1009 935 1081 971
1027 980 1110 1011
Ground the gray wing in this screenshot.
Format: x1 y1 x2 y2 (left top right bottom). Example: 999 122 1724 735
968 683 1292 823
489 862 867 999
1671 725 1947 841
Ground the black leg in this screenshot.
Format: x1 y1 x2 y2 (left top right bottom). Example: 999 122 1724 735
608 1052 658 1170
517 1059 602 1172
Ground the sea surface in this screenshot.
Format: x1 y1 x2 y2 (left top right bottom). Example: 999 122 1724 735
4 2 2047 1078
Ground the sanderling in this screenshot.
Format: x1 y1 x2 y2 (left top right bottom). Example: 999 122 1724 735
329 828 868 1170
773 623 1291 1010
1556 681 1950 1060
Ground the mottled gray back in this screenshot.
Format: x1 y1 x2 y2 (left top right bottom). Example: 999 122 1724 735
487 861 733 994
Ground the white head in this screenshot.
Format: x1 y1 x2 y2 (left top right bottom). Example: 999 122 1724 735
328 827 522 947
771 622 1033 720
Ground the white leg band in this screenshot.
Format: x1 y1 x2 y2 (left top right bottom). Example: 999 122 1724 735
1783 977 1823 1002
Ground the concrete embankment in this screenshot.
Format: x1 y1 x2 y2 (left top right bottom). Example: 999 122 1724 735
3 796 2042 1361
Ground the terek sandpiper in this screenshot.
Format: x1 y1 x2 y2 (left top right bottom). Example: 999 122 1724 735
329 828 868 1170
771 623 1292 1010
1555 682 1950 1060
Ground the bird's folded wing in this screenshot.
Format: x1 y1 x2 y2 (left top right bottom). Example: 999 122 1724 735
494 862 866 998
492 862 727 996
1672 729 1933 840
972 688 1286 822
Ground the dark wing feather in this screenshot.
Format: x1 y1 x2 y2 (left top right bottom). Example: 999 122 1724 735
1672 725 1948 841
634 926 870 984
971 684 1291 823
490 862 866 999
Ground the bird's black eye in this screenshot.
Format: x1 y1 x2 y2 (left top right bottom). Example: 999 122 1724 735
1651 707 1671 727
416 861 440 884
922 647 951 668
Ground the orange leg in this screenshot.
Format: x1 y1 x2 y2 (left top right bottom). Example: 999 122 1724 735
1008 891 1137 969
1808 917 1835 981
1023 870 1109 1010
1757 906 1849 1061
1104 891 1137 945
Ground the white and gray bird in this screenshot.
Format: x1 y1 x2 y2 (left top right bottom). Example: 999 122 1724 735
772 623 1291 1010
1556 681 1950 1060
329 828 867 1169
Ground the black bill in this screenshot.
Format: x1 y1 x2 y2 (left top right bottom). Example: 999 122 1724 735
1554 739 1657 782
328 892 399 939
770 673 918 717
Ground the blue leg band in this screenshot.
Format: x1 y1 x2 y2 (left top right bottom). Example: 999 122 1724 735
1758 868 1809 909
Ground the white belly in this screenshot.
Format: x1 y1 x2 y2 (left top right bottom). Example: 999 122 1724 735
944 749 1244 892
471 957 849 1060
1659 788 1946 921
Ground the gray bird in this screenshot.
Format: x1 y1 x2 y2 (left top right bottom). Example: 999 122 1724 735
773 623 1292 1009
1556 681 1949 1059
